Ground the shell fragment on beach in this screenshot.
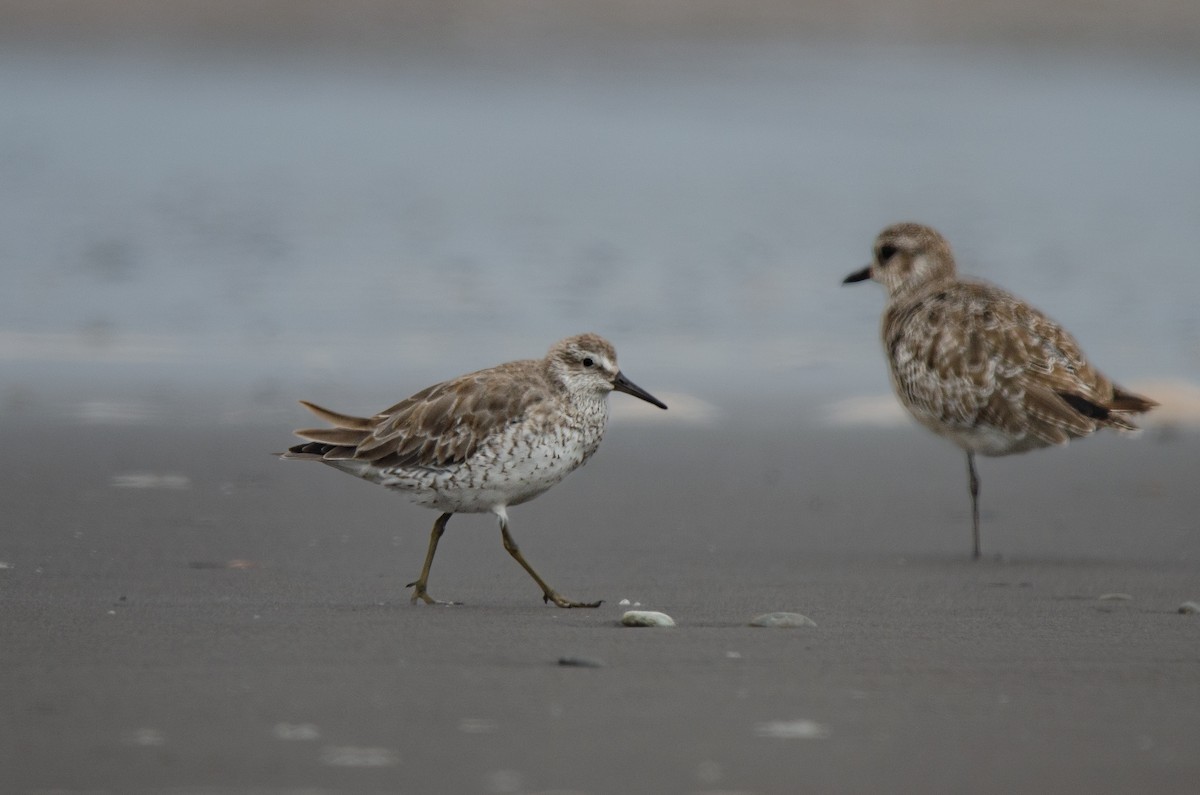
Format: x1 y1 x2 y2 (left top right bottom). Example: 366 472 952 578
1178 601 1200 615
273 722 320 741
319 746 398 767
750 612 817 628
754 719 830 740
620 610 675 627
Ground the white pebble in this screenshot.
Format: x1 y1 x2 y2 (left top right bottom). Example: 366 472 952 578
620 610 675 627
319 746 398 767
273 722 320 741
618 598 631 606
750 612 817 628
1178 601 1200 615
754 719 830 740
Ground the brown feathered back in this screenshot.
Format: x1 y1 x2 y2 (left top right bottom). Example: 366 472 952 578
285 360 552 469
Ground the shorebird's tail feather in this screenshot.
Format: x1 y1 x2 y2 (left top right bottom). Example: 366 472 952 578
1054 386 1156 434
280 400 376 461
1108 386 1158 415
298 400 374 431
292 427 369 447
279 441 359 460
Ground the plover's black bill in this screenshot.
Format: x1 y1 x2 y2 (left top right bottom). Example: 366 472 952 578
843 265 872 284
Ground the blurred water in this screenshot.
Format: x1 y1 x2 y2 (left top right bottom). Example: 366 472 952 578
2 43 1198 423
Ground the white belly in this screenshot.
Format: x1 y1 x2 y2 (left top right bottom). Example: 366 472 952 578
915 415 1048 457
344 414 605 514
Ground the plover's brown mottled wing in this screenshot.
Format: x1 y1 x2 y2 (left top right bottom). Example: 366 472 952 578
1001 289 1150 431
886 281 1127 447
293 360 552 469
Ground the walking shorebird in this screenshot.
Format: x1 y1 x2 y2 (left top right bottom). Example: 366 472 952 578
281 333 667 606
843 222 1156 558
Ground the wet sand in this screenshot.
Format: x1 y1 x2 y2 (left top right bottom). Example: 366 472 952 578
3 1 1199 791
3 417 1198 793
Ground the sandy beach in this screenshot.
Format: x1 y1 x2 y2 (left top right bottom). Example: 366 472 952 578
3 416 1198 794
3 1 1200 791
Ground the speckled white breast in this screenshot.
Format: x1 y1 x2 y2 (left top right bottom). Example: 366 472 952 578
351 395 610 514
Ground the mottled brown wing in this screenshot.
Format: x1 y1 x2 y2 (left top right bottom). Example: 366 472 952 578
1003 293 1111 397
884 282 1099 446
347 359 550 469
1002 282 1164 435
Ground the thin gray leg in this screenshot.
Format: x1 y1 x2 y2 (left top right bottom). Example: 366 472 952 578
967 452 981 560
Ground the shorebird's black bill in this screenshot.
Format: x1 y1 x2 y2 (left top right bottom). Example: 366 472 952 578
843 265 872 284
613 372 668 410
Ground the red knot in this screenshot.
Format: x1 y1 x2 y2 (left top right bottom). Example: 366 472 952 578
282 333 666 606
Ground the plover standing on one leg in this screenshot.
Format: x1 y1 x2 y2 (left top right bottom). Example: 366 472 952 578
281 333 667 606
843 223 1156 559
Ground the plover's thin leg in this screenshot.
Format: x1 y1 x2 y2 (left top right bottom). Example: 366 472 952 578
405 512 461 605
966 452 981 560
499 518 601 608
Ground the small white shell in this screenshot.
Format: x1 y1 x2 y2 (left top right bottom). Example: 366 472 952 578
620 610 675 627
749 612 817 628
754 719 830 740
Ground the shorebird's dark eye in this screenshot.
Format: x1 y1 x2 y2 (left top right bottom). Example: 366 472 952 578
582 357 594 368
879 244 898 263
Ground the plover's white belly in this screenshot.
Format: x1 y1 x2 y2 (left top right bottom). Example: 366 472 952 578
359 417 604 514
930 421 1043 457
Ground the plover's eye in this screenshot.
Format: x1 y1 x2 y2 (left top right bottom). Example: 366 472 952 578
582 357 594 368
878 244 898 263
